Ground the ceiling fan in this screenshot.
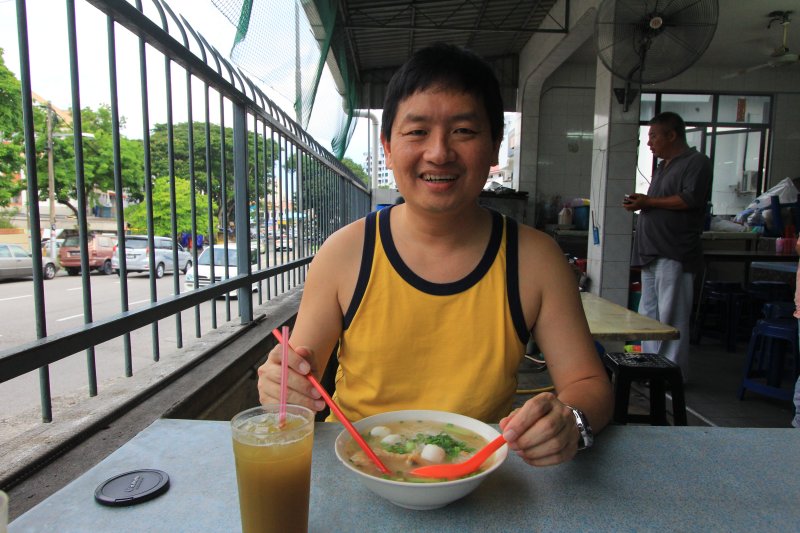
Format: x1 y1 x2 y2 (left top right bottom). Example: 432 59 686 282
723 10 799 79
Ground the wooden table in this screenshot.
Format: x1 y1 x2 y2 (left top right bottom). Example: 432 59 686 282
9 419 800 532
580 292 679 341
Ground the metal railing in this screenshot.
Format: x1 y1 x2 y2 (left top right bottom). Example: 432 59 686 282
0 0 369 422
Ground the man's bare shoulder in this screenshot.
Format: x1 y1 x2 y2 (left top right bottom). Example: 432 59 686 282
312 218 366 267
516 223 564 265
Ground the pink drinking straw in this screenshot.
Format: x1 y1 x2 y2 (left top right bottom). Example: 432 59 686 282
278 325 289 427
272 328 391 474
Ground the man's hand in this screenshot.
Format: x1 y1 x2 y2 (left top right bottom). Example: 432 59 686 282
257 343 326 412
498 393 580 466
623 193 648 212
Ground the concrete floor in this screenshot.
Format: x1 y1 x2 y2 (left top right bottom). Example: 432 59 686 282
515 338 797 428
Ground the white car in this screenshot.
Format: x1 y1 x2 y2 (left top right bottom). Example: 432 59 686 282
185 244 258 294
112 235 192 278
0 243 59 280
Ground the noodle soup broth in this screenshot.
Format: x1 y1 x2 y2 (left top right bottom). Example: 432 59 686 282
344 419 490 482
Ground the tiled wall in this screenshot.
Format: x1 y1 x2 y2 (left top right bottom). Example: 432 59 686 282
537 85 595 206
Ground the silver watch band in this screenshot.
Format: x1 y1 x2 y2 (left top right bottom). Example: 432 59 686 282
567 406 594 450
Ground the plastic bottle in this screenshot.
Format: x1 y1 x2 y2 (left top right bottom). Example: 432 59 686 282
558 206 573 227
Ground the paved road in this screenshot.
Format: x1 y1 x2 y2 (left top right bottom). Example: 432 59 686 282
0 247 304 434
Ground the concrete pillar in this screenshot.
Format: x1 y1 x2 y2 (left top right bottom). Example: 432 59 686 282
587 60 640 307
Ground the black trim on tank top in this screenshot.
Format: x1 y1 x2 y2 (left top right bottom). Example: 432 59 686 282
342 211 377 330
504 218 530 345
380 206 503 296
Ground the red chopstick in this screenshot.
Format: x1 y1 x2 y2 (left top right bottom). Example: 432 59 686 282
272 328 391 474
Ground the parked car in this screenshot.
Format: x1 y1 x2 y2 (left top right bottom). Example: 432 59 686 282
58 233 117 276
40 238 64 258
185 244 258 295
112 235 192 278
275 236 293 251
0 243 59 280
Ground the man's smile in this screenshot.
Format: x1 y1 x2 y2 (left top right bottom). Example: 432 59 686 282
420 174 457 182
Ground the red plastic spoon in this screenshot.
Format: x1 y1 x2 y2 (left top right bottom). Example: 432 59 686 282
271 328 391 475
408 434 506 480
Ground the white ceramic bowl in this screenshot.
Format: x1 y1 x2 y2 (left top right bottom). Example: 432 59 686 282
334 409 507 510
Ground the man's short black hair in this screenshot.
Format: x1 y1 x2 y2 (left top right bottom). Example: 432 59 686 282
649 112 687 142
381 43 504 144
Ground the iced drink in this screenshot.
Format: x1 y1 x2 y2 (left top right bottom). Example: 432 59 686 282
231 405 315 533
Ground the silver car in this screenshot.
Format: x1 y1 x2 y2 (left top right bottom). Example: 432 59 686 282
0 243 59 280
112 235 192 278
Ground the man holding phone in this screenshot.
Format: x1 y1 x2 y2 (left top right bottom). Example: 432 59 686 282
623 112 712 383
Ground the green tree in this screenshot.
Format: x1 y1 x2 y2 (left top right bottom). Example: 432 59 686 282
341 157 369 187
149 122 280 230
0 48 25 206
34 104 144 218
123 176 216 237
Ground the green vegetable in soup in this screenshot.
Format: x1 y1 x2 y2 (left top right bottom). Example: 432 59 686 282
382 440 416 454
378 431 474 459
417 433 475 459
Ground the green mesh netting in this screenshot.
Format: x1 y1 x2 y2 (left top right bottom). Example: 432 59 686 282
210 0 358 159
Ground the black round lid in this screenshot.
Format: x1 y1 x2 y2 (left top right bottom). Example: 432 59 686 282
94 469 170 507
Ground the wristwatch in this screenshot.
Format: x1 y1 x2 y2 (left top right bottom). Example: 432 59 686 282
567 406 594 450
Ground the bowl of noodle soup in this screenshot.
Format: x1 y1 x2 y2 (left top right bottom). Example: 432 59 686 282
334 410 507 510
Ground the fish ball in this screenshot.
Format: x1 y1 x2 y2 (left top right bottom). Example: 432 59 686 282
420 444 446 463
381 434 403 446
370 426 391 438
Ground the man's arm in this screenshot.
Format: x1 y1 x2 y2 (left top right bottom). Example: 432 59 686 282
624 193 689 211
256 220 365 413
499 227 613 466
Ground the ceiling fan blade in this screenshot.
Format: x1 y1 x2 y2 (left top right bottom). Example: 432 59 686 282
721 62 772 79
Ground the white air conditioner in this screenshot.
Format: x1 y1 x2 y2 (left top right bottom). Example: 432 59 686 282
740 170 758 193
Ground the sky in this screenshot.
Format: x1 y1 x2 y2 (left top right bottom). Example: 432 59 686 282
0 0 372 164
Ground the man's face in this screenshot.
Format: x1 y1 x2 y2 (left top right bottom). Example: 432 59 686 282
382 88 500 214
647 123 675 160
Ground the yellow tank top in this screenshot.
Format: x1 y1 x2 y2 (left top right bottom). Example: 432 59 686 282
329 207 529 423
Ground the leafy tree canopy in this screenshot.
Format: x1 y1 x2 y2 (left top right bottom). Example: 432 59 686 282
149 121 281 225
124 175 216 237
35 103 144 217
0 48 25 205
341 157 369 187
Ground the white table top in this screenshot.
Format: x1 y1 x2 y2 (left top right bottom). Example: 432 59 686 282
10 419 800 532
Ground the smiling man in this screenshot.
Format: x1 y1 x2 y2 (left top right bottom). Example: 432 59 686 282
258 43 612 467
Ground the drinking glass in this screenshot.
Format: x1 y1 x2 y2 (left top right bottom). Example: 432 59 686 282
231 405 315 533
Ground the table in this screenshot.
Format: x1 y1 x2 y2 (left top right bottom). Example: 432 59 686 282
696 250 799 323
581 292 679 341
701 231 759 250
700 249 799 291
702 249 798 269
9 419 800 532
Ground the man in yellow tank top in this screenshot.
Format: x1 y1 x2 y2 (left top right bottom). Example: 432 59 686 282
258 43 613 466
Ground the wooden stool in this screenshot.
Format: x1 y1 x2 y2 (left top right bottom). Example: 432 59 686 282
602 352 688 426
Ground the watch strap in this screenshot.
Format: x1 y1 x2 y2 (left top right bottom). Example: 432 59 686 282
567 405 594 450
